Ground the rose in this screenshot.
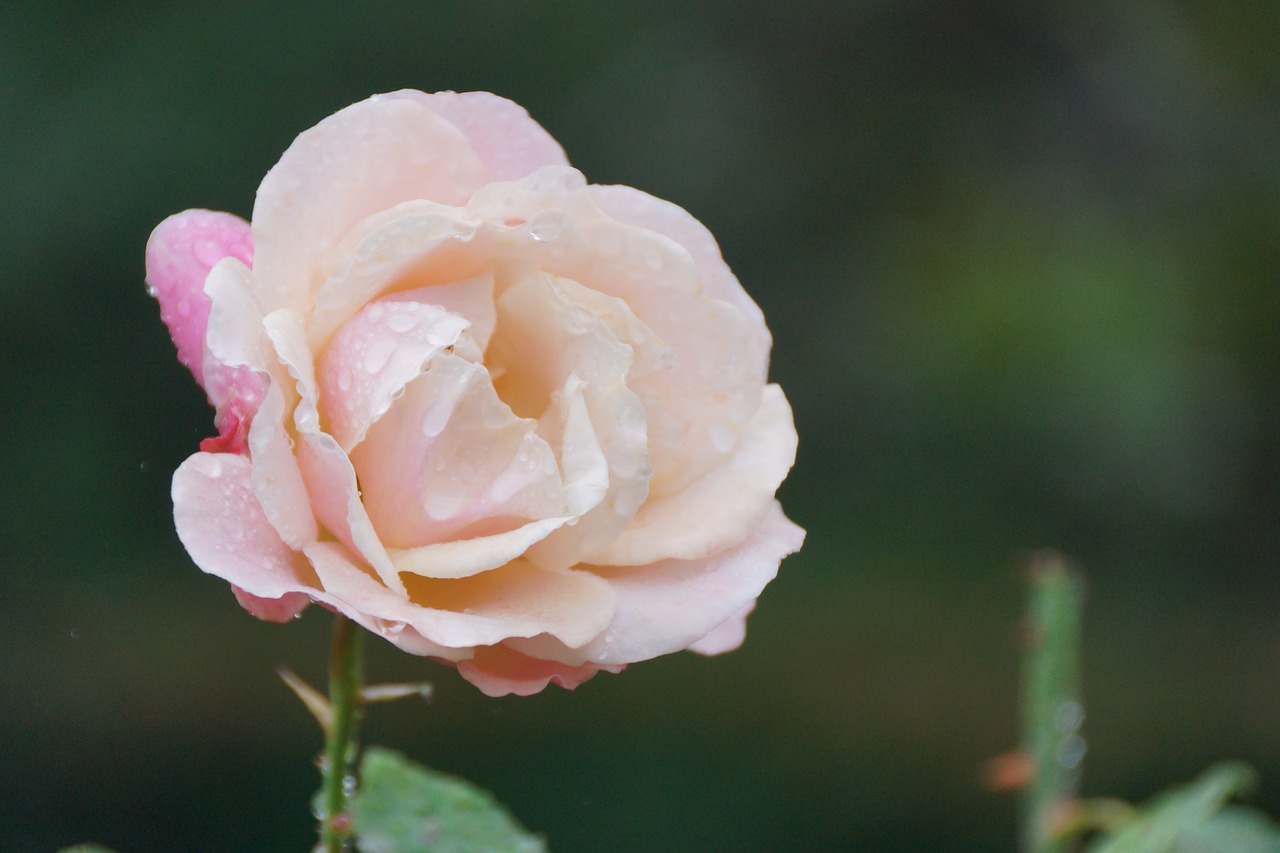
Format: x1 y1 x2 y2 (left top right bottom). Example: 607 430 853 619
146 90 803 696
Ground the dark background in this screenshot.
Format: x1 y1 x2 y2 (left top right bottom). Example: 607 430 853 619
4 2 1280 850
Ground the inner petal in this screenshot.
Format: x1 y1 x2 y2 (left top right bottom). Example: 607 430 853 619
317 298 469 451
351 353 565 550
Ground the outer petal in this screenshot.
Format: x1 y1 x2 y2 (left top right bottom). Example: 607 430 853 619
586 184 770 350
593 384 798 566
145 209 254 387
200 256 272 447
457 644 620 698
305 542 616 651
251 92 486 315
686 600 755 656
412 91 570 183
172 452 319 614
232 586 311 623
577 502 804 666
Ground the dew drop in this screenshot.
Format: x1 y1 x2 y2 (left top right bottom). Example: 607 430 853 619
386 311 418 334
367 303 385 323
363 339 396 374
529 219 561 243
336 367 353 392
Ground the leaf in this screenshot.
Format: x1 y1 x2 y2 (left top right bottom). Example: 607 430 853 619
351 746 546 853
56 846 120 853
1173 807 1280 853
1087 763 1280 853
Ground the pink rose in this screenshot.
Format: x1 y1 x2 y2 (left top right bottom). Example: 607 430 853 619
146 91 802 696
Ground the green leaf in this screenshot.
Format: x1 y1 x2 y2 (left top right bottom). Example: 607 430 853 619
352 746 546 853
56 846 121 853
1087 763 1280 853
1174 807 1280 853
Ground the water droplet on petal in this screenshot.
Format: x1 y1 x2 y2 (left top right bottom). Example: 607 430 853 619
363 339 396 374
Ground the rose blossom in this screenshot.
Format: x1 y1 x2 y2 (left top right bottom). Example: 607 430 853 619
146 91 802 696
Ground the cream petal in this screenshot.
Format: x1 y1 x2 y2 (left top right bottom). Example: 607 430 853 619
487 271 651 569
262 308 321 434
592 384 797 566
247 384 317 549
389 516 570 579
586 184 770 350
351 354 565 549
306 542 615 651
578 502 804 665
251 92 486 315
172 452 318 605
456 174 767 496
307 204 481 350
201 257 271 433
318 299 469 451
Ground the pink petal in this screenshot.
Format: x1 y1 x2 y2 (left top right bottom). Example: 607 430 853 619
145 210 253 388
251 92 486 316
456 644 621 698
413 91 570 183
686 600 755 656
578 502 804 666
172 452 319 618
232 586 311 623
318 299 469 451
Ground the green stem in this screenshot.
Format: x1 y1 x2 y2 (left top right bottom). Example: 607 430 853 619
320 613 364 852
1020 551 1085 853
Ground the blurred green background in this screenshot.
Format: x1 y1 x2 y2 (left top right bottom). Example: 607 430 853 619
4 1 1280 850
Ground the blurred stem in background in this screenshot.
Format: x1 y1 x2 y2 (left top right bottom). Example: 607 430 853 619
1020 552 1085 853
320 614 364 853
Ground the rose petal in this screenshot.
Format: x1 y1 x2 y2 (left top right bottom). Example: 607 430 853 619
586 184 770 350
145 209 253 387
457 644 620 698
389 516 570 579
306 542 615 651
306 203 481 350
350 354 564 549
318 299 469 451
686 600 755 656
251 92 486 315
458 172 767 497
172 452 318 610
577 502 804 665
592 384 797 566
232 586 311 623
412 91 570 183
246 384 317 549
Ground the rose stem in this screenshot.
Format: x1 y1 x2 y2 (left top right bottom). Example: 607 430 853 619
1019 551 1084 853
320 612 364 852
